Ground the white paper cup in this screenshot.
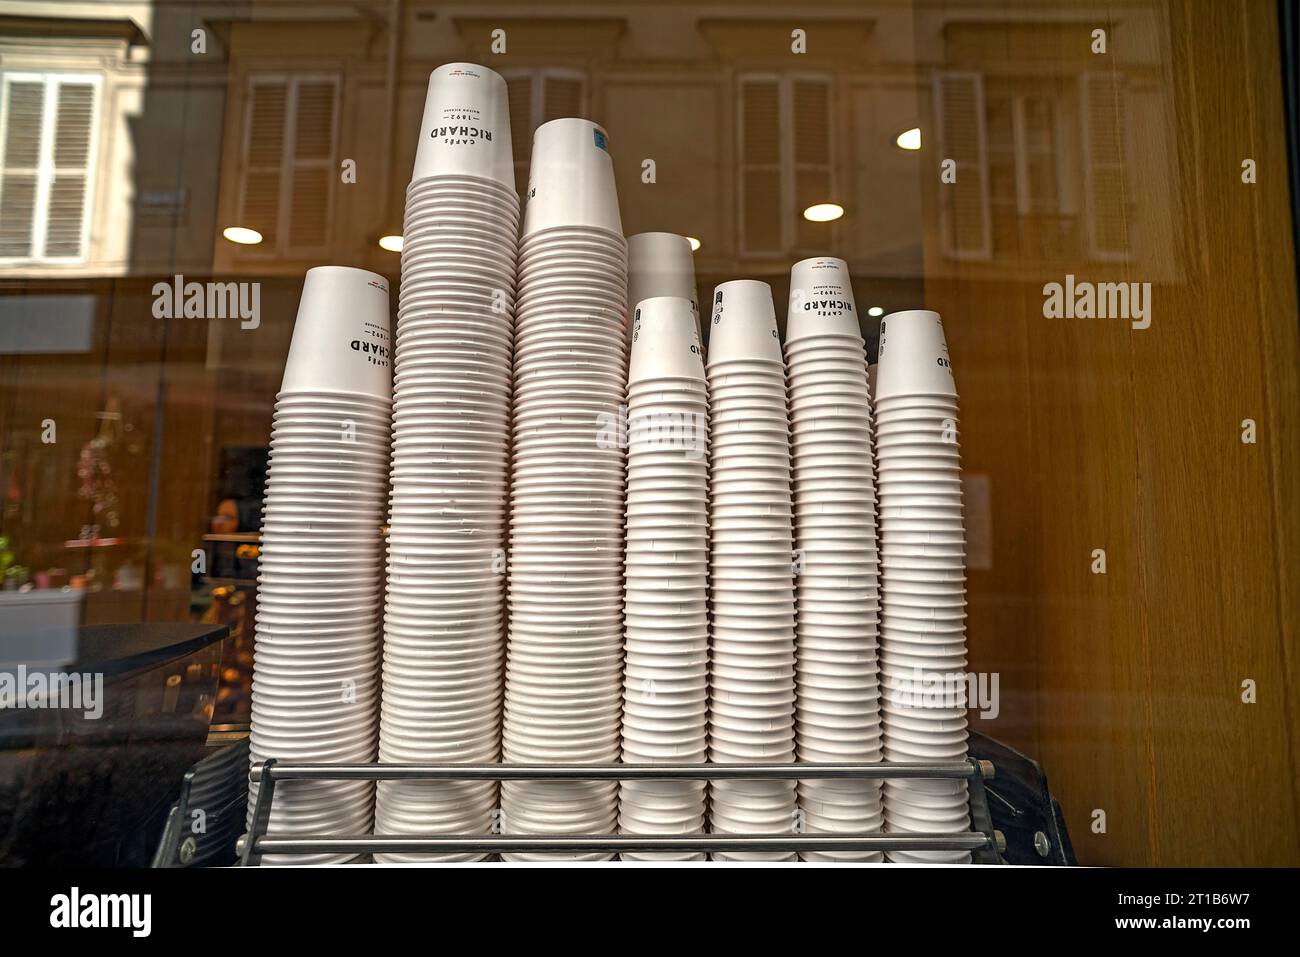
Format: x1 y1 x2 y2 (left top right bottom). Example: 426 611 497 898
785 256 860 344
874 309 958 401
522 118 621 236
279 267 391 399
784 334 866 362
627 296 706 387
410 62 515 190
519 243 627 274
405 173 516 202
707 279 782 367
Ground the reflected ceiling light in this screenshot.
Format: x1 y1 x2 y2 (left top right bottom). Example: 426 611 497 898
686 236 702 251
803 203 844 223
378 234 403 252
222 226 263 245
895 127 922 151
868 306 884 317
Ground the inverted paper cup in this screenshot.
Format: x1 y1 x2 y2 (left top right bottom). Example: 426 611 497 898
403 184 518 215
875 440 961 460
708 374 789 394
400 252 516 285
707 279 782 368
399 221 518 252
403 187 517 217
520 223 626 246
708 356 785 376
873 415 960 438
625 300 705 392
785 355 868 377
522 237 629 265
523 126 623 238
518 245 627 275
873 392 961 411
875 468 964 485
278 267 391 400
409 62 515 189
874 309 958 401
271 410 392 431
785 256 860 344
275 390 391 409
708 398 789 420
401 213 519 238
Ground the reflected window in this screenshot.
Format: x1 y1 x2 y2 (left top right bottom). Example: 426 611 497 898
737 73 833 256
986 87 1072 258
1079 72 1131 262
935 69 1130 263
0 73 100 263
504 67 587 195
235 74 340 254
933 71 992 261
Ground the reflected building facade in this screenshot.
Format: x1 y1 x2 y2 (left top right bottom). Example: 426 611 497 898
3 0 1295 867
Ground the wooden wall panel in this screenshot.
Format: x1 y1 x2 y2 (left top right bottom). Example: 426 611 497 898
1132 0 1300 868
921 0 1300 866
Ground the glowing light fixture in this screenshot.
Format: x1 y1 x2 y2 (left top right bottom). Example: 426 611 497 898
685 236 702 251
803 203 845 223
868 306 884 318
222 226 263 245
378 234 404 252
895 127 922 151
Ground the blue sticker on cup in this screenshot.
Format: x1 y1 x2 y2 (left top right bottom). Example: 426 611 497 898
593 128 608 151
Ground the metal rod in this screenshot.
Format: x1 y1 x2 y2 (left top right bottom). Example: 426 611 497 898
241 757 278 867
252 832 994 856
965 758 1003 865
252 761 979 784
239 759 1001 864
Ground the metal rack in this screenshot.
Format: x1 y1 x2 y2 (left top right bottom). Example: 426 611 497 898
240 758 1004 864
154 737 250 867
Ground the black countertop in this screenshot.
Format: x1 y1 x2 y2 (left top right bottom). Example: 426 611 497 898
54 623 229 678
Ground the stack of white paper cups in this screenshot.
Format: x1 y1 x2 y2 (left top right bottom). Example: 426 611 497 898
786 257 886 862
705 280 798 861
248 266 393 865
375 63 519 862
620 296 710 861
875 309 971 864
627 232 699 342
502 118 628 859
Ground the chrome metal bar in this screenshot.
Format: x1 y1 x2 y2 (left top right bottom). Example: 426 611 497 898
239 759 1002 864
241 757 278 867
252 761 979 784
253 831 993 856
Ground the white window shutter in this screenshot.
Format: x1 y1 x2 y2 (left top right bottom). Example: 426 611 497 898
238 75 339 254
287 78 337 250
739 75 782 255
239 78 287 248
0 75 98 261
44 81 96 258
792 76 833 250
934 71 992 261
1080 71 1131 261
0 79 44 258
